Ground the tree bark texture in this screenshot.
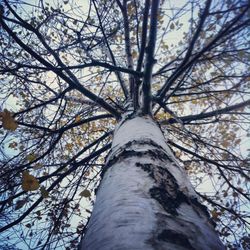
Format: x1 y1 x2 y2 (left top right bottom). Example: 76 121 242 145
81 116 224 250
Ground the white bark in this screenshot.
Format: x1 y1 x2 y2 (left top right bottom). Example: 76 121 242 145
81 116 224 250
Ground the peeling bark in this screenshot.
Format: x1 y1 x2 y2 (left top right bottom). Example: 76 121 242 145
81 116 224 250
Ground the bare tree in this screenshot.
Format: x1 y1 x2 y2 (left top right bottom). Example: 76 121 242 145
0 0 249 249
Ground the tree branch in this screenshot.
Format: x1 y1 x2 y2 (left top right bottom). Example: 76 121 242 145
0 18 121 118
164 99 250 124
141 0 160 114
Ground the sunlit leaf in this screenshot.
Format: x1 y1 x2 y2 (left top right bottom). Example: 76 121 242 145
75 115 81 122
26 153 37 162
132 50 137 59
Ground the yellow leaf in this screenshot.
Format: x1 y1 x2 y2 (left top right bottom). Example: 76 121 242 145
0 109 18 131
221 140 230 148
22 171 40 191
75 115 81 122
65 143 73 151
157 14 164 21
40 186 49 198
211 209 219 219
162 44 169 50
84 171 90 177
175 151 181 158
79 189 91 198
26 153 37 162
131 50 137 59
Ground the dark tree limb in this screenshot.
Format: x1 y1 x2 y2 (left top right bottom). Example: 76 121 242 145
0 143 111 233
157 0 212 100
141 0 160 114
93 0 129 99
0 18 121 118
164 99 250 124
155 4 249 103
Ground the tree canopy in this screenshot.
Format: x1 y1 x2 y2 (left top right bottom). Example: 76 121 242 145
0 0 249 249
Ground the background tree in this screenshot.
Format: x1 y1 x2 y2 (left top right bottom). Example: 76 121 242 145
0 0 249 249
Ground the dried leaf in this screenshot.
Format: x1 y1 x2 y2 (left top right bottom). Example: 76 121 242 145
79 189 91 198
170 22 175 30
221 140 230 148
211 209 219 219
15 199 27 210
0 109 18 131
22 171 40 191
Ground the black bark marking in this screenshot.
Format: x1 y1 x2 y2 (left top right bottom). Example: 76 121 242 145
102 138 173 177
135 159 191 216
148 163 191 215
107 139 173 165
149 186 189 215
150 187 178 215
157 229 195 250
102 138 212 221
135 163 155 178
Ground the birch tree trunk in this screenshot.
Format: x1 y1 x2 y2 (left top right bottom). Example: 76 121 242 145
81 115 224 250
